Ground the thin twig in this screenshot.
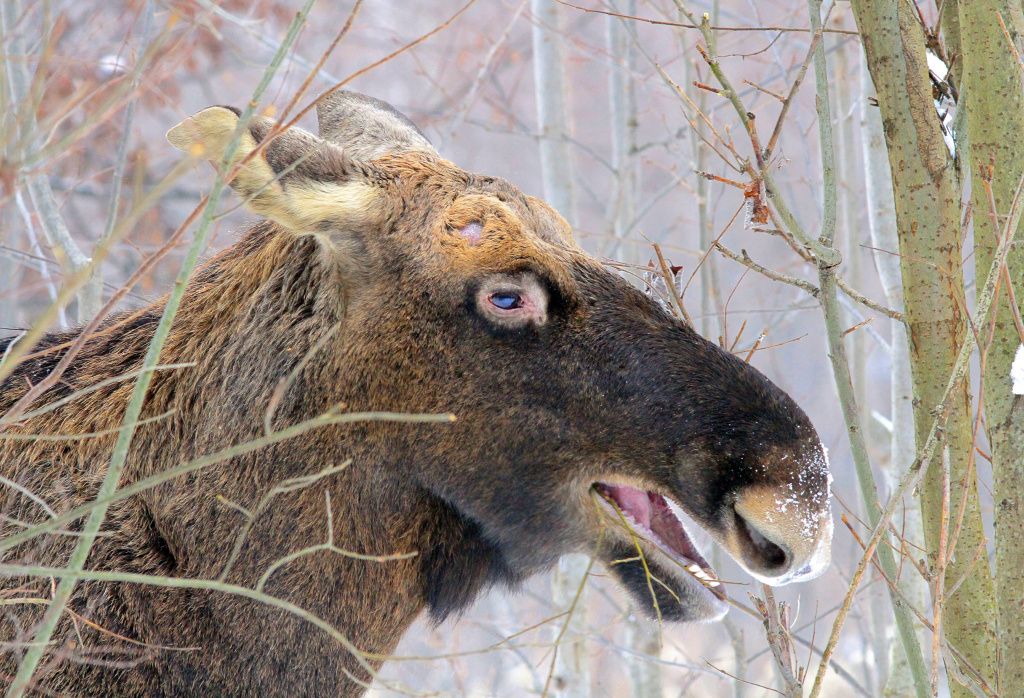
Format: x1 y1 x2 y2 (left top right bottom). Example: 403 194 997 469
1 0 101 323
836 274 904 321
555 1 860 35
0 411 454 557
540 553 597 697
713 241 819 296
0 563 380 688
652 243 694 326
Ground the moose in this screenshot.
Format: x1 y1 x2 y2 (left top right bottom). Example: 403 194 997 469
0 91 832 696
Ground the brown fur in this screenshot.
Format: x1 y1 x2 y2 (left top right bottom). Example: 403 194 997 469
0 93 831 696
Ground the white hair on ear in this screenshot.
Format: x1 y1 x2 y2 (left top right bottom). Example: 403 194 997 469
167 106 382 234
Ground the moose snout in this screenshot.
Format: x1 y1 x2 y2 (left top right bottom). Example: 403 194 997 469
727 483 833 586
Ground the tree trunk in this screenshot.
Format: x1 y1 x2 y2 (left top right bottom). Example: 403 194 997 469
531 0 577 224
531 3 588 696
860 51 929 698
606 5 665 695
850 2 999 695
606 0 639 266
957 2 1024 692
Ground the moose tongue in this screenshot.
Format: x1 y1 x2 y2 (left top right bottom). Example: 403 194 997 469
601 484 652 528
595 483 712 570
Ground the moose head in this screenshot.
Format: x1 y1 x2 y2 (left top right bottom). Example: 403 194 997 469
0 91 832 696
165 92 832 623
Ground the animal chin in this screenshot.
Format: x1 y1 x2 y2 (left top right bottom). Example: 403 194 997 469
591 482 729 623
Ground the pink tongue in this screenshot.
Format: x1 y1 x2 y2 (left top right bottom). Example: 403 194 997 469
608 485 652 528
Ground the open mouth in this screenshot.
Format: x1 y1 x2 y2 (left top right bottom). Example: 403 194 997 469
593 482 724 599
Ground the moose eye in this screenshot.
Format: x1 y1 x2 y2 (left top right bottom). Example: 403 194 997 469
475 274 548 328
489 292 522 310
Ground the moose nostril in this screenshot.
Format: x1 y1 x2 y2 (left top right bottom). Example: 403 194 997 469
735 512 791 572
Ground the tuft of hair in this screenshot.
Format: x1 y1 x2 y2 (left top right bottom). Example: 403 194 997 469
420 501 519 623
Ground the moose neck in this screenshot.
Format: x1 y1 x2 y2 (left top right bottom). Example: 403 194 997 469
152 223 520 675
132 224 447 672
0 224 490 692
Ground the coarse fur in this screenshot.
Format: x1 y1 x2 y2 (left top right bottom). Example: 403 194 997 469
0 92 831 696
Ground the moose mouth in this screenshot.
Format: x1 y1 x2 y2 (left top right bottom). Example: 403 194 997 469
592 482 728 622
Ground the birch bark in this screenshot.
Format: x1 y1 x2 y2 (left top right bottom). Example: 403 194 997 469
851 2 999 694
860 52 929 698
956 2 1024 690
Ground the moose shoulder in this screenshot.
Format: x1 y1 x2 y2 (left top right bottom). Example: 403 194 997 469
0 92 831 696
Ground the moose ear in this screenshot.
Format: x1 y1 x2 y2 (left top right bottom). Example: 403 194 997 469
166 106 381 233
316 90 437 160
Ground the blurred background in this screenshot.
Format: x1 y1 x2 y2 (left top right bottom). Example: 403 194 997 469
0 1 953 695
